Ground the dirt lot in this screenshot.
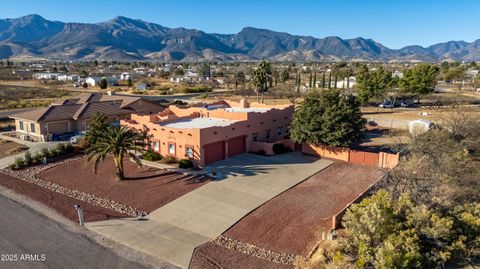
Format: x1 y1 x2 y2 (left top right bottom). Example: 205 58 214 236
190 242 292 269
37 157 209 213
0 139 28 158
222 162 385 256
0 171 126 222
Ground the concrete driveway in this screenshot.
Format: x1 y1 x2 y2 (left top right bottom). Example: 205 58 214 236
86 152 333 268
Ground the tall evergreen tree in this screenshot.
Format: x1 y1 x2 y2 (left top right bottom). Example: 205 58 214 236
328 72 332 89
309 72 313 88
334 74 338 89
321 72 326 88
313 71 317 89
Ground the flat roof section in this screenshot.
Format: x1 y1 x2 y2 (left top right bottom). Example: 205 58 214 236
225 107 270 113
160 117 236 129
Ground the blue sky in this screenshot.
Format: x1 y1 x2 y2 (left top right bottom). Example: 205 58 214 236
1 0 479 49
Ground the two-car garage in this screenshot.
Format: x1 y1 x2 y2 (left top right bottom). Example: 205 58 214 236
203 135 246 165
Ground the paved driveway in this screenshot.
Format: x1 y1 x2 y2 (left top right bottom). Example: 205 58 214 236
86 152 333 268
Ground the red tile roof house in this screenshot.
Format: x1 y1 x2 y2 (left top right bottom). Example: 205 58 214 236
10 93 164 142
122 99 294 167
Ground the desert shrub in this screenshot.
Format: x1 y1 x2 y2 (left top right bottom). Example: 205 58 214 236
75 138 90 150
272 143 288 154
143 151 160 161
55 143 65 155
40 148 50 158
23 151 33 165
64 143 74 152
34 152 44 163
257 149 266 155
176 86 212 94
11 157 25 170
178 159 193 169
162 155 177 164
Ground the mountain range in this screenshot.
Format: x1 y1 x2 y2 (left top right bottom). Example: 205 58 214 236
0 14 479 62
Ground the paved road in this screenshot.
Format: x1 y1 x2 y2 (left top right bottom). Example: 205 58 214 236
0 194 151 269
87 152 333 268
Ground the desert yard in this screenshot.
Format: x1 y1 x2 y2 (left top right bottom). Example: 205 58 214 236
0 139 28 158
0 155 208 223
36 157 209 213
190 161 385 269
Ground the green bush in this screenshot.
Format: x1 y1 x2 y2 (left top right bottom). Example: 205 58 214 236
34 152 44 164
55 143 65 155
75 138 90 150
178 159 193 169
24 151 33 166
162 155 177 164
272 143 288 154
11 157 25 170
41 148 52 158
143 151 160 161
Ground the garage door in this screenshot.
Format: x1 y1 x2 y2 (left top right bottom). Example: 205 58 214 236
228 136 246 157
204 141 225 165
47 121 69 134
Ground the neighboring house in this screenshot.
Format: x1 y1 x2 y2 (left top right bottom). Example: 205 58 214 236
335 76 357 88
122 99 294 166
119 72 141 80
392 70 404 79
86 76 118 87
465 69 479 79
10 93 164 142
32 72 62 80
57 74 80 82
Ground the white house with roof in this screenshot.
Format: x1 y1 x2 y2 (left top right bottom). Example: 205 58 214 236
33 72 62 80
86 76 118 87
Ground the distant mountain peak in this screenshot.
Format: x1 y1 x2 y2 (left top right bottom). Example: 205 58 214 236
0 14 478 61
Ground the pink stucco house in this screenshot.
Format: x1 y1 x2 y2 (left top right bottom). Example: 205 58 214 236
122 99 294 166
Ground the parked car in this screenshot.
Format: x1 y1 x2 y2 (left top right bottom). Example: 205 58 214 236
379 101 394 108
69 131 86 144
400 100 413 107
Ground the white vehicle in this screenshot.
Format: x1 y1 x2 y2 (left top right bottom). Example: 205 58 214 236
378 101 394 108
69 132 86 144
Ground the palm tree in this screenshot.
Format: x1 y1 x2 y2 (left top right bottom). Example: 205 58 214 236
85 125 147 181
250 60 272 103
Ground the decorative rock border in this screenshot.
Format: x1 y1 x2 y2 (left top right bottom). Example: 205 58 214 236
211 235 306 265
1 156 147 217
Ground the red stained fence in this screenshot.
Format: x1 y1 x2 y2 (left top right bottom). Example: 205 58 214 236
302 144 399 169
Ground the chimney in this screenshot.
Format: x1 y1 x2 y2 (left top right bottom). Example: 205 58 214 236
240 98 250 108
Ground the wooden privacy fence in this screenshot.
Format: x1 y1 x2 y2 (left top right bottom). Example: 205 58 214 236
302 144 400 169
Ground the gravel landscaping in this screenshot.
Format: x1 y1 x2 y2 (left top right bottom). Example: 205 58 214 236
223 161 385 256
0 171 127 222
190 242 292 269
36 156 209 213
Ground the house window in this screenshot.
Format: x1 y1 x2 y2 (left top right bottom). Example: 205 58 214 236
19 121 24 131
168 143 175 155
30 123 35 133
277 126 283 136
153 141 159 152
265 129 271 140
252 132 258 142
186 147 193 158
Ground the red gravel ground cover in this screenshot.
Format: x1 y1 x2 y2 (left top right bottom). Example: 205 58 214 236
223 161 385 256
0 172 127 222
189 242 292 269
37 157 209 213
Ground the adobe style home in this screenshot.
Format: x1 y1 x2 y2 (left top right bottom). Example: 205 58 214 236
122 99 294 166
10 93 164 142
